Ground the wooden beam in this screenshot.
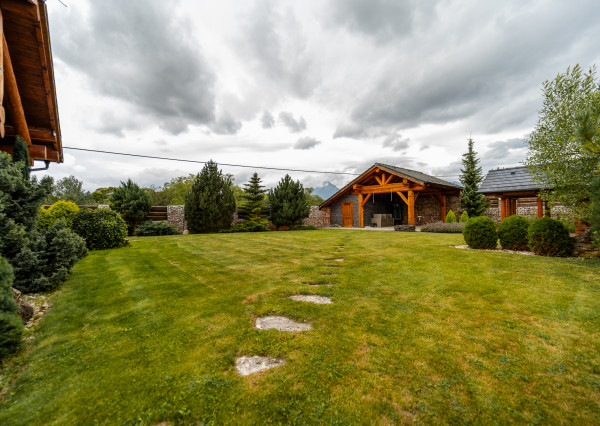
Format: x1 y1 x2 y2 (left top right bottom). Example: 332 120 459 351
0 141 59 162
383 174 394 185
441 195 447 222
431 194 442 206
374 175 383 185
408 191 415 225
537 197 543 219
352 183 425 194
358 194 364 227
414 192 420 203
0 8 4 138
2 35 32 147
361 193 372 207
396 192 408 205
3 125 57 144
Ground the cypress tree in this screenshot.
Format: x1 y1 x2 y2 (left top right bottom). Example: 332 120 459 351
459 137 490 217
12 136 30 180
238 173 266 221
269 175 310 228
184 161 236 233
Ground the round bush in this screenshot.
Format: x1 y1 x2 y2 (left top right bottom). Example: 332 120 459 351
72 208 128 250
528 217 573 257
134 221 180 236
463 216 498 249
497 215 530 251
38 200 80 231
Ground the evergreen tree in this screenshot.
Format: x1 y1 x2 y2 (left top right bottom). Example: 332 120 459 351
238 173 266 221
459 137 489 217
12 136 30 180
269 175 310 227
109 179 152 235
184 161 236 233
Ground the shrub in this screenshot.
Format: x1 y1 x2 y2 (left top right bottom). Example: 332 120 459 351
37 200 80 231
269 175 310 228
445 210 457 223
12 221 88 293
292 225 317 231
0 257 23 360
185 161 236 234
421 221 465 233
528 217 573 257
497 215 530 251
463 216 498 249
110 179 152 235
222 221 269 233
72 208 128 250
134 221 180 236
460 211 469 222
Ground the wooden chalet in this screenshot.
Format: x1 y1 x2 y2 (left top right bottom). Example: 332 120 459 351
478 166 549 221
320 163 461 227
0 0 62 164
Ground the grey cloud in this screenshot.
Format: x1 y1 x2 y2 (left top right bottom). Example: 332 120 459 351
481 138 527 170
210 113 243 135
261 111 275 128
382 133 410 151
294 137 321 150
53 0 216 135
279 112 307 133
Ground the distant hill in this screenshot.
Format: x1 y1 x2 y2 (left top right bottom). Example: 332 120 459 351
312 181 339 200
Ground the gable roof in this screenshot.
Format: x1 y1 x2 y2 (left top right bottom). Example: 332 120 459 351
478 166 543 195
320 163 461 209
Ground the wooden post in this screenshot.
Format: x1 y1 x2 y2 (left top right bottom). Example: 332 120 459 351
441 194 447 222
500 197 506 221
537 197 543 219
358 193 364 228
2 35 32 147
0 10 4 138
408 190 415 225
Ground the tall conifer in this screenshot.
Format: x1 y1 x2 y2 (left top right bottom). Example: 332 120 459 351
268 175 310 227
238 173 266 221
459 137 489 217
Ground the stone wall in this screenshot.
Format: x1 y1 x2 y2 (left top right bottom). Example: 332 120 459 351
167 205 187 233
330 194 359 227
483 198 575 223
303 206 331 228
572 229 600 258
415 194 461 225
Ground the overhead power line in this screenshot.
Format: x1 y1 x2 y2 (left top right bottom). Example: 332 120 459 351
62 146 461 178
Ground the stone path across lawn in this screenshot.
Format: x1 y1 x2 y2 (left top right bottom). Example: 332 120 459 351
236 356 285 376
289 295 332 304
255 316 313 332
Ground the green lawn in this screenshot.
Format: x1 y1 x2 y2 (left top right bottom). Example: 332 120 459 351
1 230 599 424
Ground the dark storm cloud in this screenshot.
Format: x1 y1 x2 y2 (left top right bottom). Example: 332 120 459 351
481 138 527 170
331 0 600 138
382 133 410 151
261 111 276 129
294 137 321 150
53 0 216 135
278 112 307 133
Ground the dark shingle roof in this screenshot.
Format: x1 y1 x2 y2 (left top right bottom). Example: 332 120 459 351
377 163 462 189
478 166 543 194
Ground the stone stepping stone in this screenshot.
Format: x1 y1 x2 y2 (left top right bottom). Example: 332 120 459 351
256 316 312 332
307 282 334 287
236 356 285 376
333 258 344 262
289 295 332 304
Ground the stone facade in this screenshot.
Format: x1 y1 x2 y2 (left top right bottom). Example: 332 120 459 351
167 205 187 233
572 229 600 258
303 206 331 228
330 194 359 227
483 197 575 223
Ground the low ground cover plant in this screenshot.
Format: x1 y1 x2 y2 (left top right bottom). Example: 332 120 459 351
421 221 465 233
38 200 79 231
497 214 530 250
72 208 128 250
463 216 498 249
134 221 180 236
528 216 573 256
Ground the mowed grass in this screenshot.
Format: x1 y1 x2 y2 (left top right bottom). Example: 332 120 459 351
1 230 599 424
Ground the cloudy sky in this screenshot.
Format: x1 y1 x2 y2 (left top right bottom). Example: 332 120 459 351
40 0 600 191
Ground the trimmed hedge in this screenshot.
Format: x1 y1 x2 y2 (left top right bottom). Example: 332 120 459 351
421 221 465 233
463 216 498 249
221 221 269 233
528 217 573 257
0 257 23 360
497 215 530 251
38 200 80 231
72 208 128 250
134 221 180 236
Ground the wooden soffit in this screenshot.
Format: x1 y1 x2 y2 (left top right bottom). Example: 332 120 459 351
0 0 62 163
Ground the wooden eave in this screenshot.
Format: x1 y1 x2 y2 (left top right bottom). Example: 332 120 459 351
0 0 62 163
319 164 460 209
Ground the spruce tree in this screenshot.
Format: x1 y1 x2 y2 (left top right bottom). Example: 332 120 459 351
184 161 236 233
238 173 266 221
12 136 30 180
269 175 310 228
109 179 152 235
459 137 490 217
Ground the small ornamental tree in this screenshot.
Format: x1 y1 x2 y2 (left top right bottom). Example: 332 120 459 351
185 161 236 233
459 137 490 217
463 216 498 249
460 211 469 222
445 210 457 223
0 257 23 360
110 179 152 235
238 172 267 221
38 200 80 231
497 215 530 251
269 175 310 228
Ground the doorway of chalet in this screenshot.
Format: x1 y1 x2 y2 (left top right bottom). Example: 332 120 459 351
364 193 407 227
